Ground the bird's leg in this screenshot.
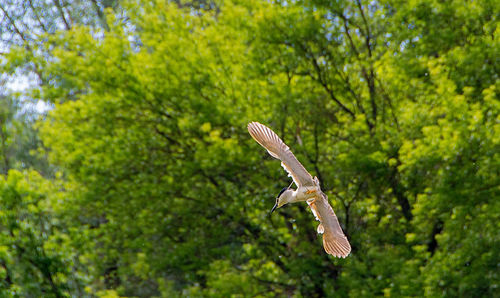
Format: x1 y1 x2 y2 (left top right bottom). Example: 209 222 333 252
287 180 294 189
305 188 317 194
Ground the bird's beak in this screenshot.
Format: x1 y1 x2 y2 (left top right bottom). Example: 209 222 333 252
270 202 278 214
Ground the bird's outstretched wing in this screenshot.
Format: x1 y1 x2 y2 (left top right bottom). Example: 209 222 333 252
248 122 314 187
308 194 351 258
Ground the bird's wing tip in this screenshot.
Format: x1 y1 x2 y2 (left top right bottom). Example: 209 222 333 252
247 121 261 132
330 252 351 258
247 121 260 127
323 231 351 258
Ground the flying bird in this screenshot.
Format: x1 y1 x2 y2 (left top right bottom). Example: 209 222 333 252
247 121 351 258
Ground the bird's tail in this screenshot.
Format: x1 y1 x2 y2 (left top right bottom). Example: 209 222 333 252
322 229 351 258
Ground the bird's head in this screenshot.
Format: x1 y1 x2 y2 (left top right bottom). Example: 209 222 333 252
270 186 293 214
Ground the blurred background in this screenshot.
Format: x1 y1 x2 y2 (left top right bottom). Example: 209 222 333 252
0 0 498 296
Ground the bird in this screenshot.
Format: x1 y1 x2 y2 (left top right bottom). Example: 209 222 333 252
247 121 351 258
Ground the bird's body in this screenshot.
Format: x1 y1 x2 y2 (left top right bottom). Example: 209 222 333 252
278 185 319 204
248 121 351 258
294 185 320 202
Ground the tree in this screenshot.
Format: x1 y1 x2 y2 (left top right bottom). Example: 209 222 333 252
0 170 86 297
1 0 498 296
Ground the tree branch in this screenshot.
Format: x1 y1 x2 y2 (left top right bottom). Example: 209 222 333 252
309 54 355 118
0 4 27 43
52 0 71 30
28 0 48 33
90 0 110 31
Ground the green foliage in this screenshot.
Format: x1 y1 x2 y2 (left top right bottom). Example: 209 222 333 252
0 95 50 175
1 0 498 296
0 170 84 297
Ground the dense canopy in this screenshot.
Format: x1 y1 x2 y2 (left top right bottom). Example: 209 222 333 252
0 0 498 296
